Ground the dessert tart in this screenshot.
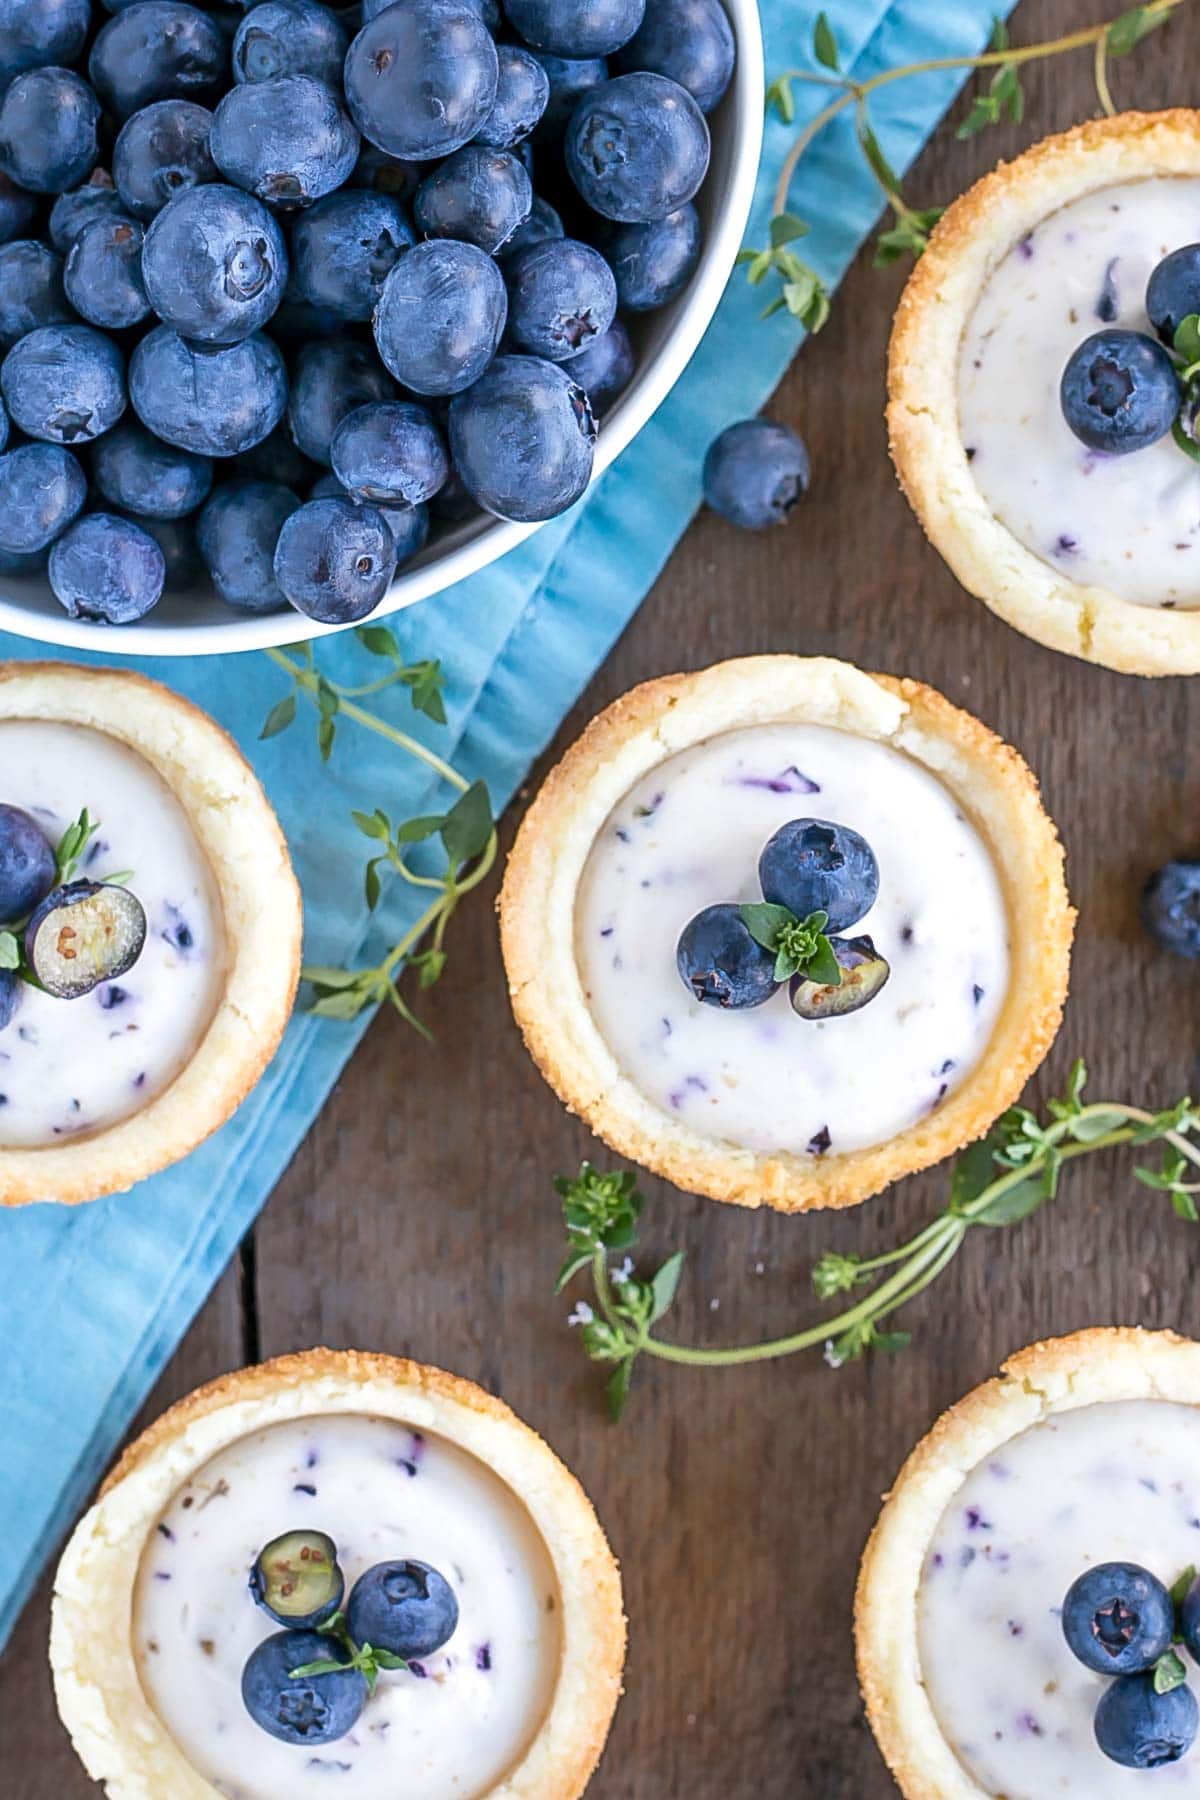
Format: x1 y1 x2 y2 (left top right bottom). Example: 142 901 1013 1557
0 661 300 1206
498 655 1073 1214
857 1327 1200 1798
51 1348 625 1800
890 110 1200 675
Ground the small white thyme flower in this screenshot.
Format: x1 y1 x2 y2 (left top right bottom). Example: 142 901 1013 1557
823 1340 845 1370
610 1257 634 1286
567 1301 594 1328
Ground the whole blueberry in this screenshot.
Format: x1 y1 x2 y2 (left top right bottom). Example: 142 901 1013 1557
613 0 734 112
1061 1563 1174 1675
602 203 700 310
1147 244 1200 345
0 241 71 349
232 0 347 85
566 72 709 223
241 1630 368 1747
0 0 91 88
0 444 86 552
331 400 448 506
142 185 289 344
350 144 424 206
89 3 227 119
474 45 550 149
504 0 643 58
0 66 99 194
2 324 127 445
530 51 608 142
211 76 360 210
48 510 166 623
379 498 429 562
1142 859 1200 956
290 189 413 321
565 317 634 412
498 194 564 262
112 101 217 220
373 239 506 396
505 237 617 360
345 1560 459 1660
0 172 38 247
0 967 18 1030
131 326 288 455
128 510 200 589
702 418 810 528
344 0 499 161
676 902 778 1008
197 479 299 610
1095 1672 1198 1770
49 173 126 251
64 216 151 329
1060 328 1180 454
287 337 394 463
449 352 595 520
273 495 396 621
413 146 532 255
92 420 213 519
232 424 317 489
0 804 55 924
758 819 878 933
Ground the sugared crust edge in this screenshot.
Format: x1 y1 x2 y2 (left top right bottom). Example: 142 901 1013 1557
498 655 1073 1214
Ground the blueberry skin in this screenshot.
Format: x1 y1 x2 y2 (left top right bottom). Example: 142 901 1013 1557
0 67 99 195
565 317 634 413
131 327 288 456
142 185 289 345
0 395 6 454
602 202 699 310
344 0 499 161
1060 328 1180 454
676 902 778 1008
2 324 127 446
498 194 564 262
126 510 200 589
273 494 397 622
1179 1571 1200 1662
0 0 91 88
0 171 38 247
1095 1672 1198 1770
1147 244 1200 345
1142 859 1200 957
112 101 217 220
613 0 734 113
0 967 18 1030
414 146 532 255
197 479 299 611
380 498 429 562
345 1560 459 1660
92 420 213 519
0 241 71 350
287 337 394 463
504 0 643 58
211 77 361 210
64 216 151 330
0 804 55 924
0 444 86 552
530 51 608 142
241 1630 368 1747
702 418 810 529
566 72 709 223
232 0 347 84
331 400 448 507
289 189 413 322
232 424 317 489
50 175 128 252
1063 1565 1174 1677
474 45 550 150
350 144 424 206
449 352 595 521
373 238 506 397
89 3 227 119
758 819 879 933
505 237 617 360
49 510 166 622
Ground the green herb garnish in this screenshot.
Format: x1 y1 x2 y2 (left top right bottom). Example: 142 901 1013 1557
738 901 841 986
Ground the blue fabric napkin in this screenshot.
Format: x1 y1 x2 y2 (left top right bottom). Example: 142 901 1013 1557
0 0 1013 1646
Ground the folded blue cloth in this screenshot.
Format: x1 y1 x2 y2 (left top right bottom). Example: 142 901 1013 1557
0 0 1011 1645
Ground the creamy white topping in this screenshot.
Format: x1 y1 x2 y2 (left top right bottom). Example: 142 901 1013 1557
574 723 1009 1158
0 720 224 1148
133 1414 562 1800
959 176 1200 607
919 1400 1200 1797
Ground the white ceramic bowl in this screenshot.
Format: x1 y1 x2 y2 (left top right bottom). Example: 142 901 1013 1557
0 5 764 657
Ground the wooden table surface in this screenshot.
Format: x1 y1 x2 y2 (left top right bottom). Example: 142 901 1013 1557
8 2 1200 1793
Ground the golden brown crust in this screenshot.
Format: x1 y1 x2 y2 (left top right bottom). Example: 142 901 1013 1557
889 109 1200 676
854 1327 1200 1798
499 655 1073 1214
0 661 301 1206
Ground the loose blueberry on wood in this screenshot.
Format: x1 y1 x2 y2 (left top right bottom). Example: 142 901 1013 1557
1062 1563 1174 1676
241 1629 368 1745
250 1529 345 1628
25 880 148 997
758 819 879 935
0 804 56 924
676 902 778 1008
1060 328 1180 454
1142 859 1200 958
789 935 890 1020
345 1559 459 1660
702 418 811 529
1094 1671 1199 1769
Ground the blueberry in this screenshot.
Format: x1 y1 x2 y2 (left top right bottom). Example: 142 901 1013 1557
330 401 448 507
25 878 149 993
232 0 347 85
2 324 127 445
0 242 72 350
289 189 413 322
0 805 55 924
1060 328 1180 454
0 444 86 552
413 146 532 255
142 185 289 344
563 317 634 413
131 327 288 455
448 352 595 520
344 0 499 161
530 51 608 142
0 395 6 454
601 202 700 310
505 238 617 360
758 820 878 933
380 498 429 562
63 216 151 330
0 66 99 195
0 967 18 1031
92 420 213 519
373 239 506 397
350 144 424 206
49 173 126 251
112 101 217 220
197 479 298 610
287 337 394 463
1142 860 1200 956
1095 1672 1198 1769
89 3 227 119
676 902 778 1008
498 194 564 262
1179 1570 1200 1662
345 1560 459 1660
0 172 38 247
566 72 709 223
241 1629 368 1747
1062 1563 1174 1675
613 0 734 112
127 510 200 590
232 425 317 490
0 0 91 88
790 935 890 1021
504 0 643 58
273 495 396 622
1147 244 1200 345
211 76 360 210
249 1530 344 1629
49 511 165 623
474 45 550 149
702 418 811 528
430 467 478 523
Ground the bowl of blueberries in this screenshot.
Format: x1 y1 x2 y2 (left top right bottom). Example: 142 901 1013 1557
0 0 763 652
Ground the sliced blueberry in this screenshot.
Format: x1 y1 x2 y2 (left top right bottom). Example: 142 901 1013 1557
1095 1670 1198 1769
1060 328 1180 454
345 1559 459 1660
25 880 148 998
1142 859 1200 957
1062 1563 1174 1675
249 1529 344 1629
789 935 890 1021
758 819 879 933
1147 244 1200 345
676 902 778 1009
0 804 56 924
241 1628 367 1746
